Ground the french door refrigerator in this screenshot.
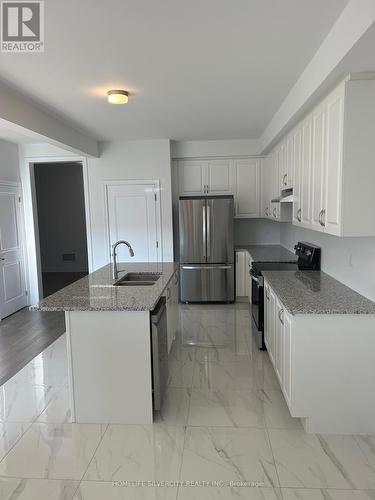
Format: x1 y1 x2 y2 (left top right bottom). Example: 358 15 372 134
179 195 234 303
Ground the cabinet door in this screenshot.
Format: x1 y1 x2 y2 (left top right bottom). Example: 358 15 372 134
285 134 294 188
311 102 326 231
207 160 234 195
283 310 292 407
235 251 245 296
292 126 302 224
279 142 287 190
179 160 207 195
246 253 253 303
267 287 276 366
323 85 344 236
264 285 270 349
235 159 260 218
300 115 313 226
275 297 284 384
271 149 280 220
262 156 272 218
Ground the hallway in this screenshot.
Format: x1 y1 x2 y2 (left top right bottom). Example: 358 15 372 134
0 309 65 386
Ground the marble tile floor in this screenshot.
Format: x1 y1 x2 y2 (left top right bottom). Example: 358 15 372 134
0 304 374 499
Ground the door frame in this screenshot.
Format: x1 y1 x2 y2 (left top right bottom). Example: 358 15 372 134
0 180 28 321
21 155 93 305
103 179 163 264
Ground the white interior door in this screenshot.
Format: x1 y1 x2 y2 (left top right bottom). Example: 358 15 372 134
0 183 27 319
106 182 160 264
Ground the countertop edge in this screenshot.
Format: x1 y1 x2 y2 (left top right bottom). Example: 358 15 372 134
30 264 178 313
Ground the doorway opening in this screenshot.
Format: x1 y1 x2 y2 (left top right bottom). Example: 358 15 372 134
33 162 89 298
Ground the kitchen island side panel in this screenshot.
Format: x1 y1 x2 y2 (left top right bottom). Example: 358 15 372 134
66 310 153 424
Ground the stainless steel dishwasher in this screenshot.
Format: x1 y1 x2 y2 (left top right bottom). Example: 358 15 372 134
150 296 168 411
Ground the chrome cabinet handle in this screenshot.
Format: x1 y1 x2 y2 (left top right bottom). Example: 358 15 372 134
273 207 277 218
278 308 284 324
265 288 270 300
297 208 302 222
321 209 326 227
283 173 287 186
0 258 5 261
265 207 269 216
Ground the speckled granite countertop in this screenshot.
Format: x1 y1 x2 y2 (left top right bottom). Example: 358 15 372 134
30 262 178 312
235 245 297 263
262 270 375 315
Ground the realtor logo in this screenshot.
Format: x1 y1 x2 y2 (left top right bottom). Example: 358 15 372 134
1 0 44 52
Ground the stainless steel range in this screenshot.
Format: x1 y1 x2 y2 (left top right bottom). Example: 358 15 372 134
250 242 321 350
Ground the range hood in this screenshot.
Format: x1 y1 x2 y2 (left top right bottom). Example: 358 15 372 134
271 187 294 203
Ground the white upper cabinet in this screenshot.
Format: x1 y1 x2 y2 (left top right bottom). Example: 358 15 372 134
292 126 302 224
234 158 260 218
293 76 375 237
267 75 375 236
311 102 327 230
207 159 234 195
300 114 313 226
177 157 261 218
323 84 344 236
279 138 293 190
178 160 208 196
262 146 292 222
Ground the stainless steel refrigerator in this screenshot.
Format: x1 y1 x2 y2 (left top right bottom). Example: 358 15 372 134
179 195 234 303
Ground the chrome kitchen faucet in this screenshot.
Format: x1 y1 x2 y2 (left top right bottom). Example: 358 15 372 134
112 240 135 280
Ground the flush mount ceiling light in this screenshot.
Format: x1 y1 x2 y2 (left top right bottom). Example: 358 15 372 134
107 89 129 104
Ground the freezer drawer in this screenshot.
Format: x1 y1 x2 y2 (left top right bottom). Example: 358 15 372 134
180 264 234 303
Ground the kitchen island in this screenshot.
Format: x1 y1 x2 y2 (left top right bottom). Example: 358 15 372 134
31 262 178 424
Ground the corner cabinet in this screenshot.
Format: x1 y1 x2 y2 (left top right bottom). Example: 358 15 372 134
176 157 261 218
234 159 261 218
264 278 375 434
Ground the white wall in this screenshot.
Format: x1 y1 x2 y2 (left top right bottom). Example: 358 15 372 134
234 219 281 246
87 140 174 269
260 0 375 153
0 138 20 182
280 224 375 302
171 139 261 158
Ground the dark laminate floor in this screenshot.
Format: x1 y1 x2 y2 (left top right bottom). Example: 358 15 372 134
0 308 65 386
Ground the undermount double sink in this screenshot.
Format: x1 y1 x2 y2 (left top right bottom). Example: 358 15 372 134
114 273 160 287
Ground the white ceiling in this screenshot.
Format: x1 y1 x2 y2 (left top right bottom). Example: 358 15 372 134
0 0 349 142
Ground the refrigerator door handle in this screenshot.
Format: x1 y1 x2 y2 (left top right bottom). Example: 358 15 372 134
202 203 206 260
181 265 232 270
206 203 211 260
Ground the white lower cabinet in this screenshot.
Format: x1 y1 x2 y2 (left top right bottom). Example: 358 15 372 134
236 250 253 300
235 251 246 297
246 253 252 303
264 278 375 434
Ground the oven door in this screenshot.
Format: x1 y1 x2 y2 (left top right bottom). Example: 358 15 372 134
251 270 263 331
